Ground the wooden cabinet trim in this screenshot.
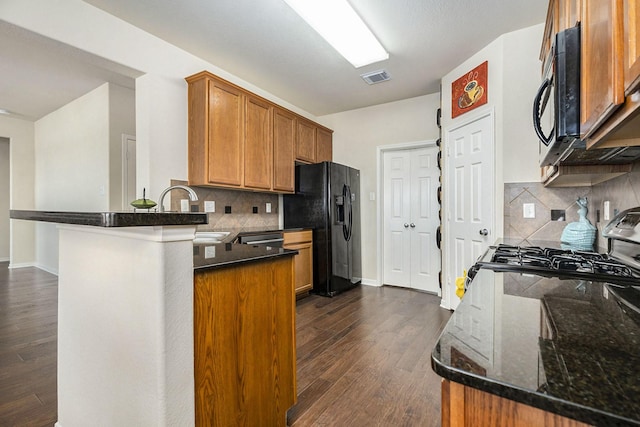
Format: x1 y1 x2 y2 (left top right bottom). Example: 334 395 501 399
283 230 312 245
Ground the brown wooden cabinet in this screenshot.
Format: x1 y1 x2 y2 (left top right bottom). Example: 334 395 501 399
441 380 590 427
294 119 333 164
540 0 581 70
187 71 332 192
273 107 296 192
316 127 333 163
624 0 640 95
187 74 244 187
244 94 273 190
283 230 313 295
295 118 317 163
194 256 296 426
580 0 625 140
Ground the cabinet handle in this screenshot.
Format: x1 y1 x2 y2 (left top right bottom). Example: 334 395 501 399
404 223 409 228
410 223 416 228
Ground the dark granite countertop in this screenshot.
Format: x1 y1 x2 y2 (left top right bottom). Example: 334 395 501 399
432 268 640 426
10 210 208 227
193 242 296 271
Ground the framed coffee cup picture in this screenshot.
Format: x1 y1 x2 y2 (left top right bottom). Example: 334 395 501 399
451 61 488 118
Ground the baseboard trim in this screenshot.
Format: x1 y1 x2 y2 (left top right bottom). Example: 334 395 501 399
8 262 36 269
0 257 8 262
361 278 380 287
35 263 59 276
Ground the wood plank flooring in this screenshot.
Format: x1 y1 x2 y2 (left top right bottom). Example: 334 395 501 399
0 262 58 427
0 262 451 426
289 285 451 426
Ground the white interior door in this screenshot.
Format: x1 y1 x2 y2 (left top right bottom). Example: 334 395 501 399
410 148 440 293
383 150 411 286
446 112 494 309
383 146 440 293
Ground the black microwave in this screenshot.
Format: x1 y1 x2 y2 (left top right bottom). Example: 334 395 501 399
533 24 581 166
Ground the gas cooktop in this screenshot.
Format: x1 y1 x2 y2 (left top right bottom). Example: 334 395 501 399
469 243 640 287
491 244 635 276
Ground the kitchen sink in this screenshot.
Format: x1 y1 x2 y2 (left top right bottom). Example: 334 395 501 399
193 231 230 244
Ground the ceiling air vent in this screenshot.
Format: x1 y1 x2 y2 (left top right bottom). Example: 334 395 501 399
361 70 390 85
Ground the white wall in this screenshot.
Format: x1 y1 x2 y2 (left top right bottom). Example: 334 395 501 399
0 138 9 261
34 83 112 274
321 94 441 284
0 0 328 204
109 84 136 209
0 115 35 267
0 0 336 271
439 24 543 308
502 24 545 183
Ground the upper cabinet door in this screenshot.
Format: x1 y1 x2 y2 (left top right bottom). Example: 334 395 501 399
315 127 333 163
207 78 244 186
295 119 316 163
244 95 273 190
273 108 296 193
580 0 625 139
624 0 640 94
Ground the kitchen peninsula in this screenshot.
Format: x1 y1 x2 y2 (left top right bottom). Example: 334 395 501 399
431 267 640 427
10 210 297 427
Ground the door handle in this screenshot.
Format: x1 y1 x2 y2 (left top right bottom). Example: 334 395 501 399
404 223 409 228
479 228 489 236
410 223 416 228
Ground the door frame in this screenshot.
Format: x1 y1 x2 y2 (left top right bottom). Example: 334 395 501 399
442 108 496 310
121 134 136 210
376 140 438 289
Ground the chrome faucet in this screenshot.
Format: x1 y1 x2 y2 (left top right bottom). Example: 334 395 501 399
158 185 199 212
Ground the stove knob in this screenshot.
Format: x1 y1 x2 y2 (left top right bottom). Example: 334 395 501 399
479 228 489 236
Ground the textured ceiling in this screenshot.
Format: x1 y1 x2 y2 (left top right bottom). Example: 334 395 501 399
0 0 547 120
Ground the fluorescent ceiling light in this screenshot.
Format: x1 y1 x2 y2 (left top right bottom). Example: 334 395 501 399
283 0 389 68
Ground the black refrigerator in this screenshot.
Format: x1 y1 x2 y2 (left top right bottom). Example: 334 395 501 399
284 162 361 296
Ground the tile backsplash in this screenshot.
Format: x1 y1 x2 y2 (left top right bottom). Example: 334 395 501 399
504 160 640 250
503 182 594 245
589 161 640 250
170 180 279 231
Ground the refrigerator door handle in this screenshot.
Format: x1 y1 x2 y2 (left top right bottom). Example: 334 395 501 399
346 185 353 241
342 185 350 240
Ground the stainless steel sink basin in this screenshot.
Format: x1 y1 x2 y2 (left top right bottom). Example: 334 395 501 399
193 231 230 244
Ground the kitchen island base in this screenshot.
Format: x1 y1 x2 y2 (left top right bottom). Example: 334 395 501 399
56 224 197 427
442 380 590 427
194 256 296 426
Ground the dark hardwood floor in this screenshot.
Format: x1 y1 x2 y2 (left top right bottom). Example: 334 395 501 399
0 262 58 427
0 262 451 426
289 285 451 426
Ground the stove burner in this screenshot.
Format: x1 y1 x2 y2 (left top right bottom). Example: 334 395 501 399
488 244 638 280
